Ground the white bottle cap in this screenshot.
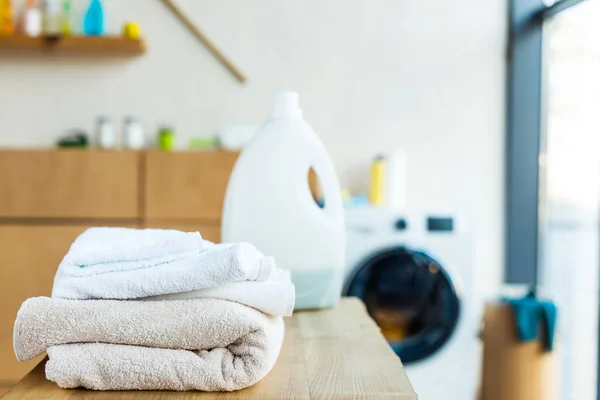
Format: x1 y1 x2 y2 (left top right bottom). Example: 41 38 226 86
269 91 303 119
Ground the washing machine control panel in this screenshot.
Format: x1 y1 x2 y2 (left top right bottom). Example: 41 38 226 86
346 208 465 237
426 217 454 232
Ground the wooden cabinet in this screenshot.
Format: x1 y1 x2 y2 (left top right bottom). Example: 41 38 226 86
142 220 222 243
0 149 238 387
144 151 238 220
0 150 139 219
0 225 88 383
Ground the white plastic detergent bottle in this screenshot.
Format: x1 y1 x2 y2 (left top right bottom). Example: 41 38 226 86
222 91 345 309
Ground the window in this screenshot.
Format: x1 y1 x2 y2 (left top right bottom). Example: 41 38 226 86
508 0 600 398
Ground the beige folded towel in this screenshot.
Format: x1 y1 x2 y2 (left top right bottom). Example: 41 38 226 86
14 297 284 391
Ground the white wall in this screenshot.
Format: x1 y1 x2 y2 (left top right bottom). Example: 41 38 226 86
0 0 507 296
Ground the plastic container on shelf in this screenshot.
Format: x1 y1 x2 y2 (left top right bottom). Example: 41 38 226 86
60 0 72 35
42 0 60 36
96 117 116 149
222 91 345 310
0 0 14 36
158 127 174 150
83 0 103 36
21 0 42 37
123 116 145 150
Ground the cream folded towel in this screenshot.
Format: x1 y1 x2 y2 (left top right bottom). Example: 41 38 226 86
52 227 275 300
14 297 284 391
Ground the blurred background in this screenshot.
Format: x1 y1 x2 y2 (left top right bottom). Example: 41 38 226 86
0 0 597 399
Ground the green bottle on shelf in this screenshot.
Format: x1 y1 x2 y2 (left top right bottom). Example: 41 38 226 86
60 0 72 35
158 127 175 151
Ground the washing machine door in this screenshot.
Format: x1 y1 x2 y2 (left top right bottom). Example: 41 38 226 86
345 247 461 364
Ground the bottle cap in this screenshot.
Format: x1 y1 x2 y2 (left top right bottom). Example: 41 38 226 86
269 91 303 120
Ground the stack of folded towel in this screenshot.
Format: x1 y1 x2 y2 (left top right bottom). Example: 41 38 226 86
13 227 294 391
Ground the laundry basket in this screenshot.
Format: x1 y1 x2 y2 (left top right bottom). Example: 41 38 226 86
480 302 558 400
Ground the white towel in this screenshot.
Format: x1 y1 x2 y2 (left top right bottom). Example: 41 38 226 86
145 268 295 316
14 297 284 391
52 227 275 300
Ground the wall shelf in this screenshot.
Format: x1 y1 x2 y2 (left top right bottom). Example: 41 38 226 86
0 36 146 56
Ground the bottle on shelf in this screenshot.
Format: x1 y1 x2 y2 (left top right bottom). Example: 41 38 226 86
123 117 145 150
96 117 116 149
21 0 42 37
0 0 14 36
42 0 61 36
158 126 175 151
60 0 72 35
368 155 385 206
83 0 104 36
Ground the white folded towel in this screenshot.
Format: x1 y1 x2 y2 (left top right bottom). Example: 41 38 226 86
145 268 295 316
14 297 284 391
52 227 276 300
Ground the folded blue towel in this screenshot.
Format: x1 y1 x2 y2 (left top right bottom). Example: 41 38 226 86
504 290 557 351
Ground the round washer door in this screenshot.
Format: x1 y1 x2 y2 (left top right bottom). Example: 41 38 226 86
346 247 461 364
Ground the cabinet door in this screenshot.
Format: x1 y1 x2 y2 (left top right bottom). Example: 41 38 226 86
0 150 140 219
144 151 238 220
0 225 89 384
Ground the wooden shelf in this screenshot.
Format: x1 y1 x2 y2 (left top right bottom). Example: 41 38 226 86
0 35 146 56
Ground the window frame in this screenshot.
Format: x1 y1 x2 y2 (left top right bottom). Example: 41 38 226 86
506 0 545 285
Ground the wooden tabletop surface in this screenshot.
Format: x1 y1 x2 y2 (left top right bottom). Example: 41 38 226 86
2 297 417 399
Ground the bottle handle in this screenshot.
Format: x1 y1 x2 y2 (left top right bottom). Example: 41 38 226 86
310 155 343 222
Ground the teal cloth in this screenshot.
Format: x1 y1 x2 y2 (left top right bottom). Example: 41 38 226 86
504 291 557 351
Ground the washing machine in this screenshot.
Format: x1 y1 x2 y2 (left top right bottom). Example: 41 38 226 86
344 207 480 400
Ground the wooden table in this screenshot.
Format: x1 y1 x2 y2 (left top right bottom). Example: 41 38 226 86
2 298 417 399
